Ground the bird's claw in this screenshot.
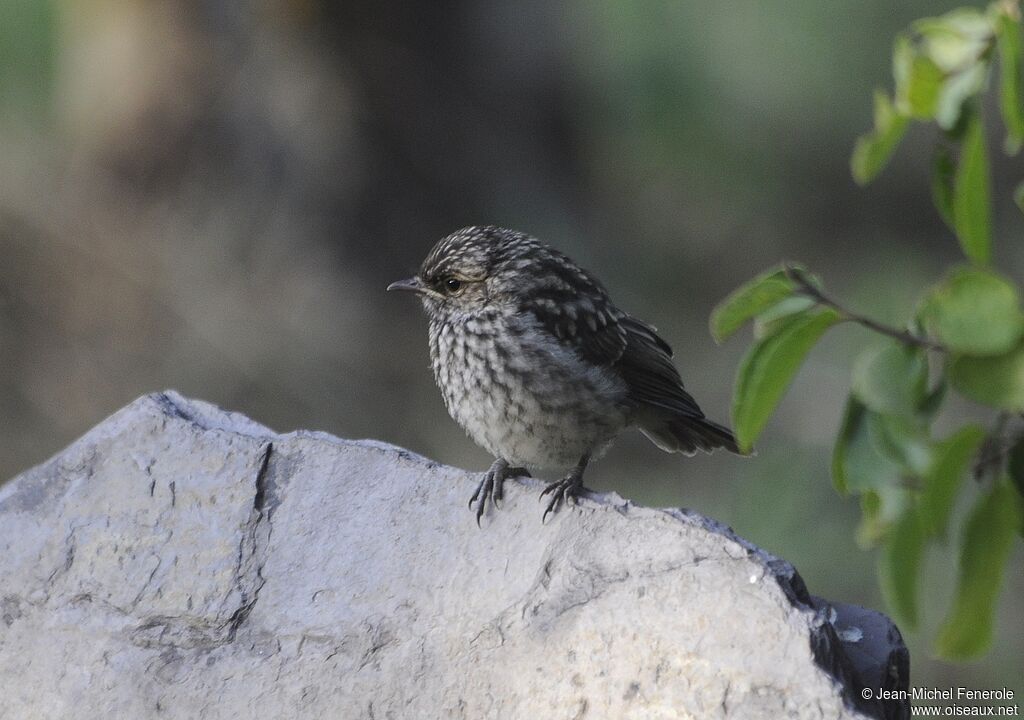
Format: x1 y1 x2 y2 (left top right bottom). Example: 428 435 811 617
540 472 585 523
472 471 496 527
469 462 530 526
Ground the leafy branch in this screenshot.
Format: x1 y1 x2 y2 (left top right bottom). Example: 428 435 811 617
783 265 946 352
711 1 1024 661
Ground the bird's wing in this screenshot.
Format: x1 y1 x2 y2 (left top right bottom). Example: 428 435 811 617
523 267 706 419
615 316 707 419
521 265 630 366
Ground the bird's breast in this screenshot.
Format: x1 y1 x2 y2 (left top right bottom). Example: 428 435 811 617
428 311 629 468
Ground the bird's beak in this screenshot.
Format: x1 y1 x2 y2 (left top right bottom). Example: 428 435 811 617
387 276 426 294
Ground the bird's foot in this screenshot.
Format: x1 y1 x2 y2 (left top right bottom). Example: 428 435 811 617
540 468 587 523
468 459 531 526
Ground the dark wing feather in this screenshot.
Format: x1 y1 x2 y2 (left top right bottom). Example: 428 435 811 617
616 316 707 419
523 265 704 418
519 262 629 367
515 249 706 420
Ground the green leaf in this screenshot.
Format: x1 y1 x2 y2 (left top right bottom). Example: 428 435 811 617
893 34 914 94
832 399 858 495
732 309 841 452
894 35 944 119
833 398 901 495
851 342 929 418
919 375 948 419
935 481 1022 660
1016 181 1024 216
920 425 986 538
860 492 882 542
996 12 1024 154
936 64 987 131
917 9 993 73
908 57 945 121
867 413 933 477
952 114 992 264
931 145 956 230
879 506 925 629
858 484 912 548
916 8 993 130
951 339 1024 410
851 91 909 185
752 296 817 339
710 267 797 342
922 267 1023 355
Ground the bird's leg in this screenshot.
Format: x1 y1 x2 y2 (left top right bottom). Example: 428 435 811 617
540 454 590 522
468 458 531 526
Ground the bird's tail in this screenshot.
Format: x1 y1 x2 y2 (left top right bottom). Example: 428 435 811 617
639 414 742 456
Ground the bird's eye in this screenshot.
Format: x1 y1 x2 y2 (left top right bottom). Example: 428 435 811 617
445 278 463 294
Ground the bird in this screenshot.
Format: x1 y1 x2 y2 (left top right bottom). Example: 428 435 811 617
388 226 740 524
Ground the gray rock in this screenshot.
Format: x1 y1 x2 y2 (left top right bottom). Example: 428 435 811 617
0 391 909 720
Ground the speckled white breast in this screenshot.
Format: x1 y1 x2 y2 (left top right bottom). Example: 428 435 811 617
428 309 630 469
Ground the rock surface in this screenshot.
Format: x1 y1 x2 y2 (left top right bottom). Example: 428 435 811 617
0 392 909 720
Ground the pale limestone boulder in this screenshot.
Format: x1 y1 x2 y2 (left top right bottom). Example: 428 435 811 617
0 392 908 719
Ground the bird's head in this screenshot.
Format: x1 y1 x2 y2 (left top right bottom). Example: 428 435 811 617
387 226 546 319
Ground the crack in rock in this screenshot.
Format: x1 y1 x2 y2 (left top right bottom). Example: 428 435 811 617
225 441 273 642
128 441 276 651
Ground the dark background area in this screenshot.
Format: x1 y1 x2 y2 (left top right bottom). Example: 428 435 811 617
1 0 1021 694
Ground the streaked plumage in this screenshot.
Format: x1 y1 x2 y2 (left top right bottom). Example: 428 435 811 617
389 226 739 522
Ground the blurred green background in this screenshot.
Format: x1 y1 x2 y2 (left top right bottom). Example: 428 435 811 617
1 0 1021 698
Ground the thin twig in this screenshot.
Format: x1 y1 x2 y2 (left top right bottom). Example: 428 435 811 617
974 412 1012 482
783 265 946 352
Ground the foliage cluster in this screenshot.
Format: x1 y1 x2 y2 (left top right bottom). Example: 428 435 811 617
712 1 1024 659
